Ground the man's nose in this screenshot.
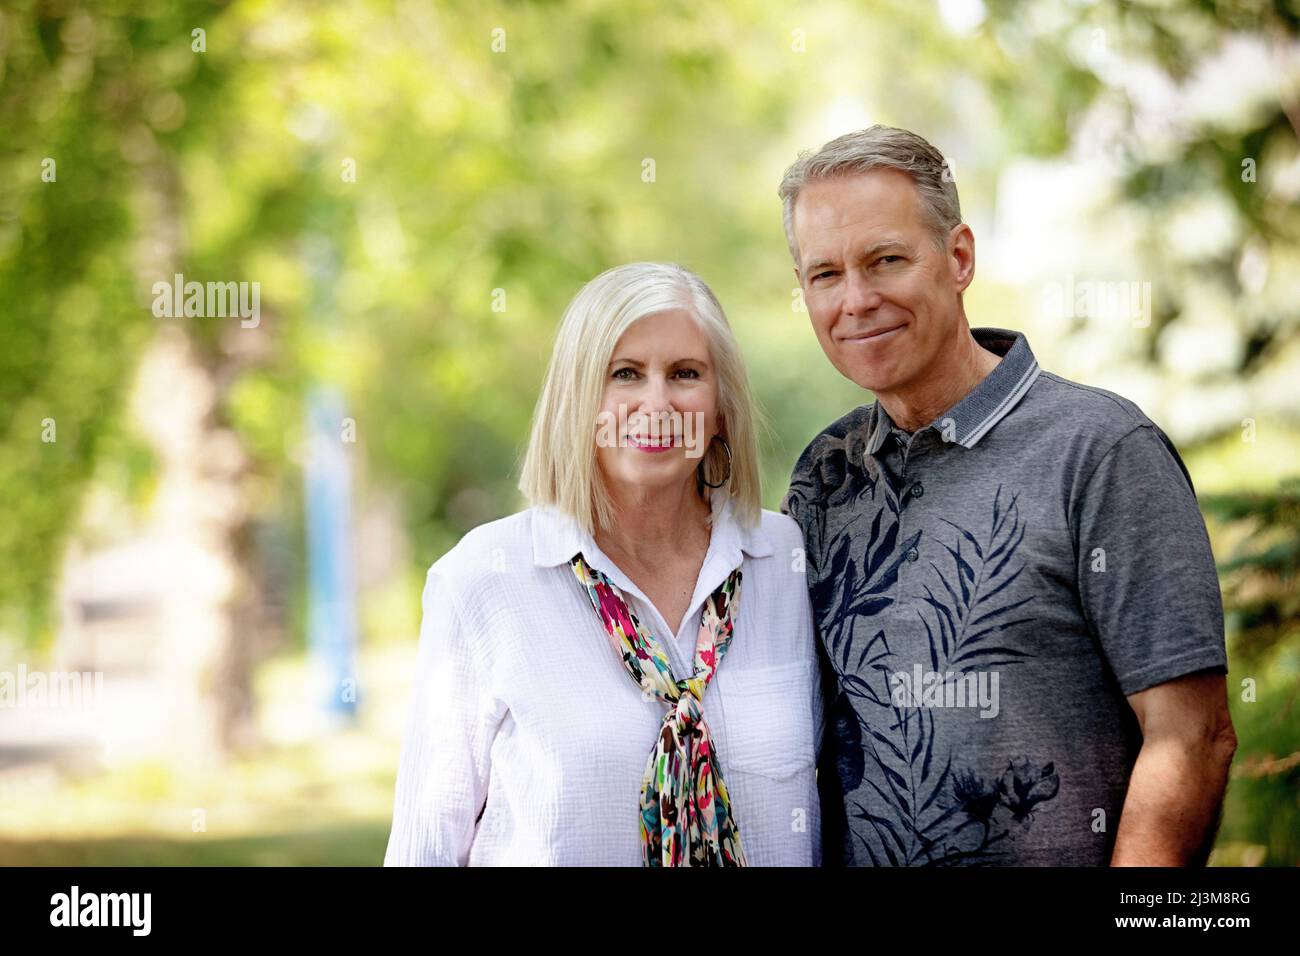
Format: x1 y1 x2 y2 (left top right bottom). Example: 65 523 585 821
842 271 882 317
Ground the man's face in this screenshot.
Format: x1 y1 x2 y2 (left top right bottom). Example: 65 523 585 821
792 168 973 396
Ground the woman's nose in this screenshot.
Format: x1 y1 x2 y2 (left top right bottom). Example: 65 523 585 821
636 375 674 413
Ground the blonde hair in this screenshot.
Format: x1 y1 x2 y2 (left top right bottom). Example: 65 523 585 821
519 262 763 534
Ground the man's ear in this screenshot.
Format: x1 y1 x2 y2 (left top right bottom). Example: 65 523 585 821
949 223 976 293
793 265 802 286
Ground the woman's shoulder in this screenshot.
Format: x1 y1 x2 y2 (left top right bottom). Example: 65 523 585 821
425 507 539 604
740 510 815 639
742 509 810 602
755 507 806 557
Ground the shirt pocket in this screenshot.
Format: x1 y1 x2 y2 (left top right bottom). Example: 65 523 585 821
714 659 816 780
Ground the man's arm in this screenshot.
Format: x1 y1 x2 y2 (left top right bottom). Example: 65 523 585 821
1110 670 1237 866
1071 421 1233 866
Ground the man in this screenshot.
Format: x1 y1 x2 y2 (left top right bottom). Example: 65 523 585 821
778 126 1237 866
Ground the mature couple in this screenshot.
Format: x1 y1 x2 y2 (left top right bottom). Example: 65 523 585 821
384 126 1236 867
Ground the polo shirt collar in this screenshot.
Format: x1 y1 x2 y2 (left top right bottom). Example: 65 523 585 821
865 404 896 456
865 326 1040 454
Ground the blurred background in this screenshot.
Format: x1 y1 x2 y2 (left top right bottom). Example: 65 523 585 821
0 0 1297 866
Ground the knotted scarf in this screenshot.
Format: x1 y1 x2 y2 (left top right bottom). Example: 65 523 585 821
569 553 747 867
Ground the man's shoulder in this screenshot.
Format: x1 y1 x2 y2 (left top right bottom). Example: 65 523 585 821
782 402 880 528
789 402 875 483
1024 370 1195 489
1028 370 1163 444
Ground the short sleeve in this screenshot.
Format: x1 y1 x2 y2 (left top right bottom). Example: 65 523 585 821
383 565 506 866
1072 424 1228 697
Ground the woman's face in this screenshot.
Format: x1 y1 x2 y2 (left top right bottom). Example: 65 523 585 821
595 309 720 501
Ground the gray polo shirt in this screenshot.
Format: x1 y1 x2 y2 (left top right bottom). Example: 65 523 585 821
782 326 1227 866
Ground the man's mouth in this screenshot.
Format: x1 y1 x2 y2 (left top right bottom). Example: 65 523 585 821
842 323 906 343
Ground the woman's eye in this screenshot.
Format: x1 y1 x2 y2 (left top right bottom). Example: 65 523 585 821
612 367 637 380
675 368 699 379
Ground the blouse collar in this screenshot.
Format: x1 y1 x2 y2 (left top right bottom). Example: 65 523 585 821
530 491 773 573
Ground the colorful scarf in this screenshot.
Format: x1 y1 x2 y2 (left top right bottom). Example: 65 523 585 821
570 553 747 867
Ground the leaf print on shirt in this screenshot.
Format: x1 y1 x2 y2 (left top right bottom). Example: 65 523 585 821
916 484 1038 674
998 756 1061 824
812 501 922 686
933 757 1062 865
785 417 910 801
824 483 1050 866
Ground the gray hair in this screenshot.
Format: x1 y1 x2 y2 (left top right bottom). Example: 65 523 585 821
777 125 961 267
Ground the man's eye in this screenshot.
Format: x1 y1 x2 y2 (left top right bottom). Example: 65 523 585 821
813 271 834 281
878 255 901 264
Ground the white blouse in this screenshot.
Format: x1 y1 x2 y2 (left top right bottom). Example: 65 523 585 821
383 491 825 866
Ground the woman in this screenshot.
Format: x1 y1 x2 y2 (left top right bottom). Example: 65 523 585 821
384 262 823 866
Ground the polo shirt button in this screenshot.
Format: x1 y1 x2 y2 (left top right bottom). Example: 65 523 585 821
911 482 924 498
906 547 919 562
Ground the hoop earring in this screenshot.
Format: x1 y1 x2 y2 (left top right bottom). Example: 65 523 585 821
699 435 732 489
